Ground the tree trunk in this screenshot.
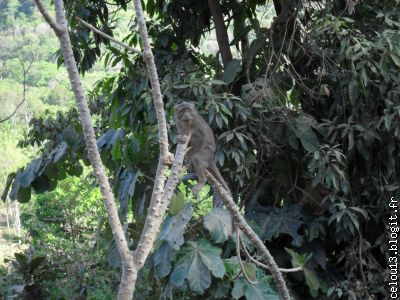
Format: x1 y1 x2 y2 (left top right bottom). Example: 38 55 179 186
207 0 232 68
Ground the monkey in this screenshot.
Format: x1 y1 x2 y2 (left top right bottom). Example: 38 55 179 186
174 101 230 197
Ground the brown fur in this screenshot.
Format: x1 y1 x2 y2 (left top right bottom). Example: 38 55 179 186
174 102 230 196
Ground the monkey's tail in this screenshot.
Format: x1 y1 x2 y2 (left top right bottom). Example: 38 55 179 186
208 163 231 195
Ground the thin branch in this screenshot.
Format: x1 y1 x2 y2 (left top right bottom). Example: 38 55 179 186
133 0 172 162
236 226 258 284
0 98 26 123
0 58 33 124
239 235 303 273
34 0 63 33
75 17 143 56
206 170 292 300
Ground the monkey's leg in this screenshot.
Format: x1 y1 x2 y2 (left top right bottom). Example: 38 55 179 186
191 156 207 197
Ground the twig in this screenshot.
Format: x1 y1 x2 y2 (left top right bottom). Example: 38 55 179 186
236 226 258 284
75 17 143 56
0 58 33 123
239 235 303 273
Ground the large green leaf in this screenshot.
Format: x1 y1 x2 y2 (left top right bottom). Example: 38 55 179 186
169 240 226 294
221 59 242 84
17 186 31 203
169 191 186 215
154 242 176 278
159 204 192 250
209 281 231 299
232 277 279 300
262 204 304 246
117 168 140 220
19 158 43 188
197 240 225 278
52 142 68 163
293 115 318 152
203 208 232 243
304 268 321 294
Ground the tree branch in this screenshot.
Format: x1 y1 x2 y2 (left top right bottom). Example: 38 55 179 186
0 56 33 123
206 170 292 300
133 0 172 163
33 0 62 34
133 137 189 267
75 17 143 56
207 0 233 68
236 226 258 284
239 235 303 273
35 1 136 299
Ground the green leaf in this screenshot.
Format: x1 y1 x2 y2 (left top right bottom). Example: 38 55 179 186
53 142 68 163
31 175 51 193
154 242 175 278
210 80 227 85
19 158 43 188
210 281 231 299
360 68 368 87
284 248 304 268
242 262 257 282
223 258 240 279
390 54 400 67
304 268 321 293
232 277 279 300
14 253 28 267
29 256 45 273
108 239 121 268
111 139 122 160
1 172 15 201
221 59 242 84
17 186 31 203
348 80 359 104
203 208 233 243
159 205 192 250
170 240 225 294
262 204 304 246
169 192 186 215
67 163 83 177
197 240 225 278
293 121 319 153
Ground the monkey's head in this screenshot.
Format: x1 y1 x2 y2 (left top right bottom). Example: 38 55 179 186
174 102 196 126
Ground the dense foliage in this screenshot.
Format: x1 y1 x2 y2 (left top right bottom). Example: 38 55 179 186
2 0 399 299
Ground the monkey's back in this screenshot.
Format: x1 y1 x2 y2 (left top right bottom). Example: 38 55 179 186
189 113 216 155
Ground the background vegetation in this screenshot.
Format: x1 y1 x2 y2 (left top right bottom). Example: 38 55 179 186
1 0 399 299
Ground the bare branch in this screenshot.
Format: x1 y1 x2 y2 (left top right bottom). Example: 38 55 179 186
35 0 136 298
75 17 143 56
239 235 303 273
236 226 258 284
0 55 34 124
133 0 172 163
206 170 292 300
34 0 63 34
0 99 26 123
133 138 189 267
